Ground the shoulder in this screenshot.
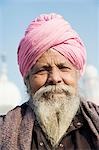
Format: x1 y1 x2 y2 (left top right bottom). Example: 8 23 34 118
0 102 28 125
80 98 99 138
80 98 99 114
0 102 35 148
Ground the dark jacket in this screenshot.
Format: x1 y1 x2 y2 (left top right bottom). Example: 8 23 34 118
0 99 99 150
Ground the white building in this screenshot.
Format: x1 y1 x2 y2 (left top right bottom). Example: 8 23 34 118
83 65 99 105
0 54 21 115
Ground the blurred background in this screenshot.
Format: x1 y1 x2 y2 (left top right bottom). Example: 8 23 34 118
0 0 99 114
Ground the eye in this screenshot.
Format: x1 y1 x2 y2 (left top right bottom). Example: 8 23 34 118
36 69 48 75
58 65 71 72
30 65 50 75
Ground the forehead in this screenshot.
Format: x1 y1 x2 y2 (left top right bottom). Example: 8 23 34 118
34 49 74 68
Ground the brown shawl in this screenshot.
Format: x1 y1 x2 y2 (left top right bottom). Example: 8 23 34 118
0 99 99 150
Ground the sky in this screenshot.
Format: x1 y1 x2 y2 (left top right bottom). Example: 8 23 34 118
0 0 99 102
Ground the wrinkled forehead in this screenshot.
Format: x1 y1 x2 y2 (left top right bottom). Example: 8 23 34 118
32 49 76 69
35 49 66 63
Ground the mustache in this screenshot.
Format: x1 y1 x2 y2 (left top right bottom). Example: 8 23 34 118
33 84 75 101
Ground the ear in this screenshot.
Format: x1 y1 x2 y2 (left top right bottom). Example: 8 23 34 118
77 70 80 79
24 76 31 94
76 70 80 81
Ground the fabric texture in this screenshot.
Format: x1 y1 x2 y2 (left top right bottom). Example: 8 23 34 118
31 109 98 150
0 99 99 150
17 13 86 78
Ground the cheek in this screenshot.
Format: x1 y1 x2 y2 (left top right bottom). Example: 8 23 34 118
29 75 48 93
63 73 78 87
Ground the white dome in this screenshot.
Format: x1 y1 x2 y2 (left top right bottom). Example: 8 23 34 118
83 65 99 105
84 65 98 79
0 81 21 106
0 73 21 114
0 53 22 114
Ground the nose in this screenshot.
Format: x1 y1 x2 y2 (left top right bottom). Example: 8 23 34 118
47 67 63 85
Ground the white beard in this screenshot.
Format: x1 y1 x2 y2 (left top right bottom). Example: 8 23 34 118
29 84 80 147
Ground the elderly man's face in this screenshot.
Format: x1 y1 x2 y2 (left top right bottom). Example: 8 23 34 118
27 49 79 95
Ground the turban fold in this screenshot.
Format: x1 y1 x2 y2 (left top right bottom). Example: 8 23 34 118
17 13 86 78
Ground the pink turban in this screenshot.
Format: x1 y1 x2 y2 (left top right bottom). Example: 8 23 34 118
17 13 86 78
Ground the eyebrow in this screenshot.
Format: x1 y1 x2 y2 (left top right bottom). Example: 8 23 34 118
30 64 51 73
56 62 68 67
39 63 67 68
31 62 70 72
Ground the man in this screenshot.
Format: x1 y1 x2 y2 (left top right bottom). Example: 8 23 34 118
0 13 99 150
